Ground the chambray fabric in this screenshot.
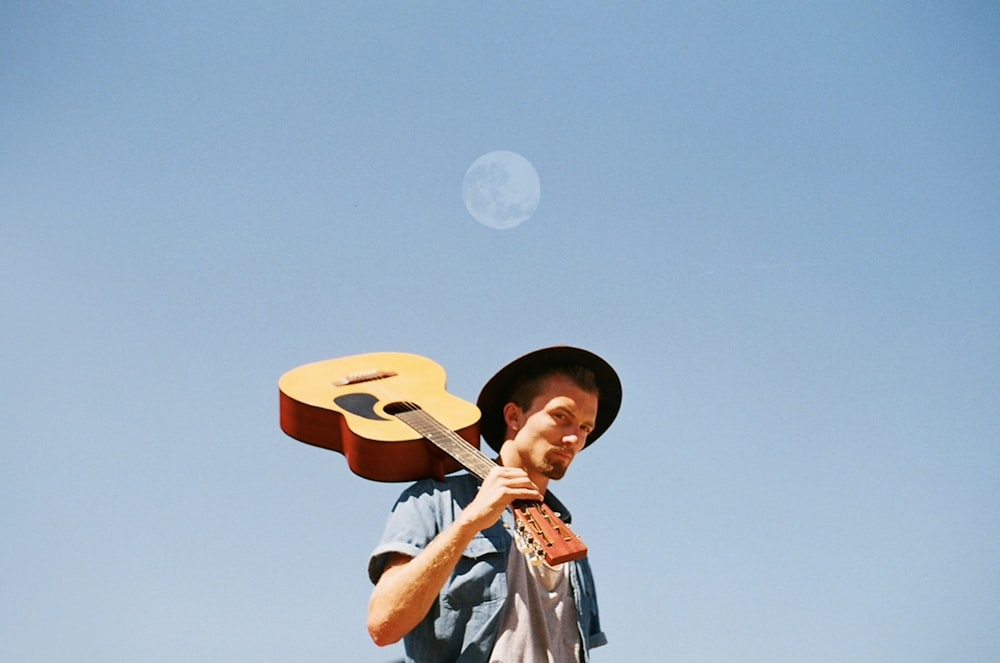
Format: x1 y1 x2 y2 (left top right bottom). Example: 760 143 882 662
368 473 607 663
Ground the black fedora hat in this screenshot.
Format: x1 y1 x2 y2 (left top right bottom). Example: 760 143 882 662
476 346 622 452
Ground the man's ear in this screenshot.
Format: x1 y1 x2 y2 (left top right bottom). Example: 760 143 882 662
503 402 523 432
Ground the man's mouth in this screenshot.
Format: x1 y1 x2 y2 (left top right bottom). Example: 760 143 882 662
548 449 573 463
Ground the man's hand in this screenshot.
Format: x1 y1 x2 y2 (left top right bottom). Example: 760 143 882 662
457 466 544 532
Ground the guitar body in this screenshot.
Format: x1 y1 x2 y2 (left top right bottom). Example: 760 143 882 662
279 352 482 482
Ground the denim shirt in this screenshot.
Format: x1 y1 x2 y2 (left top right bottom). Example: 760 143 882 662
369 473 607 663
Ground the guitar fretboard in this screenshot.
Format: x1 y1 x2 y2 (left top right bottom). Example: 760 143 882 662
391 404 496 480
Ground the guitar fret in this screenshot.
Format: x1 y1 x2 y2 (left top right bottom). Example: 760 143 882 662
394 408 496 480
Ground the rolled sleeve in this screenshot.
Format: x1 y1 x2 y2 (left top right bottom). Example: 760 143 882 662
368 479 443 584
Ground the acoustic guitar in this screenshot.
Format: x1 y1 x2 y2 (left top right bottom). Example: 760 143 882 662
278 352 587 565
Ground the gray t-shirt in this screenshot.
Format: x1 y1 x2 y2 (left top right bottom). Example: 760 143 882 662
489 534 583 663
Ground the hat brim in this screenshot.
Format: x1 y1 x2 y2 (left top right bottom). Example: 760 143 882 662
476 346 622 452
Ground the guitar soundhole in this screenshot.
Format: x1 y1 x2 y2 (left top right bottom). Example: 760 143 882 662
383 401 422 416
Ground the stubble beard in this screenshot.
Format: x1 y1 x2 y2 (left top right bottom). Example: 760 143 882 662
539 452 572 481
544 465 568 480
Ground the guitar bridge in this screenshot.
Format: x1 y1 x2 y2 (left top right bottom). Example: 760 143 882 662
333 369 398 386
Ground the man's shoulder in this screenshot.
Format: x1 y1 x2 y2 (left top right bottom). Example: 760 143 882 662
399 472 480 503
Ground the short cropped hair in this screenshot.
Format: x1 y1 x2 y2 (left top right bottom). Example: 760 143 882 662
506 363 600 411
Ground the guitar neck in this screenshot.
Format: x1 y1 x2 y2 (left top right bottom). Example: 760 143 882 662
392 407 497 480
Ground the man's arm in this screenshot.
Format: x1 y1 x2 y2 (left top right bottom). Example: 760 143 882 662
367 466 542 646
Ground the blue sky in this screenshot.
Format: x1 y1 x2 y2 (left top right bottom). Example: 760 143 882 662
2 2 998 661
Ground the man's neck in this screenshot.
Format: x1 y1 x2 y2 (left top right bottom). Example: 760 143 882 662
497 448 550 496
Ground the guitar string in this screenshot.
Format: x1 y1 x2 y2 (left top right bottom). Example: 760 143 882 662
394 406 496 480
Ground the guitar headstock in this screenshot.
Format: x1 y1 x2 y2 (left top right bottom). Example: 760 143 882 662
511 501 588 566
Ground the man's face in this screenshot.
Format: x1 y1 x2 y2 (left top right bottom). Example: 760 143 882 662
505 375 599 481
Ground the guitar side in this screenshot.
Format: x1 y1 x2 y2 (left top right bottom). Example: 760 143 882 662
278 352 482 482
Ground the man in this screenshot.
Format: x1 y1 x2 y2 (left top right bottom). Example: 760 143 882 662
367 346 622 663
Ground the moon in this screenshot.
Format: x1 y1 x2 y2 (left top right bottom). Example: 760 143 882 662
462 151 540 229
